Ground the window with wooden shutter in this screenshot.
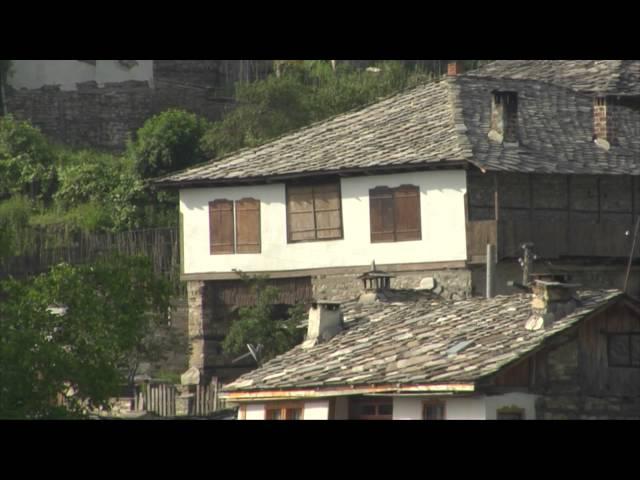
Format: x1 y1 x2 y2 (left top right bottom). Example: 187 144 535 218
209 199 234 254
369 184 421 243
287 181 343 242
235 198 261 253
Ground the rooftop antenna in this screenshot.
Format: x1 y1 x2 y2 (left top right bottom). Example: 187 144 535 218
624 217 640 293
231 343 264 367
507 242 536 291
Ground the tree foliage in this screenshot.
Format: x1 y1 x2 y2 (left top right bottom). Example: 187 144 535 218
0 255 181 419
222 272 306 363
0 115 57 202
201 60 437 160
127 109 211 179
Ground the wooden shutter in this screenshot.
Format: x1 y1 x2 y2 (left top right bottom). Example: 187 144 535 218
288 185 317 242
313 183 342 240
236 198 261 253
394 185 421 241
370 187 395 243
209 199 234 254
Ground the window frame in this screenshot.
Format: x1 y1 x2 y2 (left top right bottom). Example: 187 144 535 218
264 402 304 420
496 406 525 420
607 332 640 368
209 197 261 255
285 180 344 244
349 397 393 420
369 184 422 244
422 399 446 420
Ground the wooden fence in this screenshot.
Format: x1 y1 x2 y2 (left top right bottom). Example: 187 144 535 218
136 379 227 417
0 227 180 282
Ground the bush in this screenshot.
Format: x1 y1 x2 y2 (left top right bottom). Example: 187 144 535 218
127 109 211 179
0 195 32 258
0 115 57 201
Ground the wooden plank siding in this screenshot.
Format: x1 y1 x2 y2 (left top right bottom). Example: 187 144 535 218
466 171 640 260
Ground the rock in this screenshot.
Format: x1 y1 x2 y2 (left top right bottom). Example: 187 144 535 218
180 366 201 386
419 277 436 290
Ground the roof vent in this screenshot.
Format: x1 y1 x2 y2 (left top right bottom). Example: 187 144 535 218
358 261 395 304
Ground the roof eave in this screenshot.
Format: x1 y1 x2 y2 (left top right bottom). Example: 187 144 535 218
154 160 471 189
221 382 476 401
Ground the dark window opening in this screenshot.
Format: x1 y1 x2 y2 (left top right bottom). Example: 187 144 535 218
491 91 518 143
423 400 446 420
266 403 303 420
608 333 640 367
497 409 524 420
350 397 393 420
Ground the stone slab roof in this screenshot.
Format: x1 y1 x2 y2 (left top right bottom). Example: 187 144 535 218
155 80 471 186
223 289 622 393
467 60 640 95
157 60 640 187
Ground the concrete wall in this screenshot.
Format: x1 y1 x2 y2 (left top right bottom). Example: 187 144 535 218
180 170 467 275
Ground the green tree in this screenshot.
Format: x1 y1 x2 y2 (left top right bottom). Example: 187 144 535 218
127 109 211 179
0 255 179 419
222 272 306 363
0 115 57 202
201 60 436 160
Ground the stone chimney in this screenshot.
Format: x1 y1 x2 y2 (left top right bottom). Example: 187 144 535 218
593 96 614 149
301 301 343 349
448 61 464 76
524 278 581 331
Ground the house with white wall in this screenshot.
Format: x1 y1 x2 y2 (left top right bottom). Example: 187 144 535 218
222 277 640 420
156 60 640 386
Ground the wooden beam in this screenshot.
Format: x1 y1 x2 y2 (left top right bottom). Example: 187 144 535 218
221 383 476 401
180 260 468 282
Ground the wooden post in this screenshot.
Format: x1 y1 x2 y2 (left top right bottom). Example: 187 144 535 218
486 244 497 298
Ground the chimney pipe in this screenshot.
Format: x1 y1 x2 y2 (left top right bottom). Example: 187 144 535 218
486 244 497 298
447 61 463 77
302 301 343 349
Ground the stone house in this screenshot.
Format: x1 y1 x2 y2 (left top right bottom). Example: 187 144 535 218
155 60 640 383
221 273 640 420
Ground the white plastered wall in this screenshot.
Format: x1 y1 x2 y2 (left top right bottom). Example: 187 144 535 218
180 170 467 275
484 392 538 420
8 60 153 91
8 60 97 91
244 403 266 420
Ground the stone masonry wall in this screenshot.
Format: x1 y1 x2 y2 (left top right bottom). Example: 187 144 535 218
4 60 274 151
535 337 640 419
312 268 472 302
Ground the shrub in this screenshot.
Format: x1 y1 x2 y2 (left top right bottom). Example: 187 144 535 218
0 116 57 201
127 109 211 179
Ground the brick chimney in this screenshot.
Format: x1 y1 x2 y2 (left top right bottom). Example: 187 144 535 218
448 61 464 77
524 278 581 331
593 96 614 147
302 301 343 349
